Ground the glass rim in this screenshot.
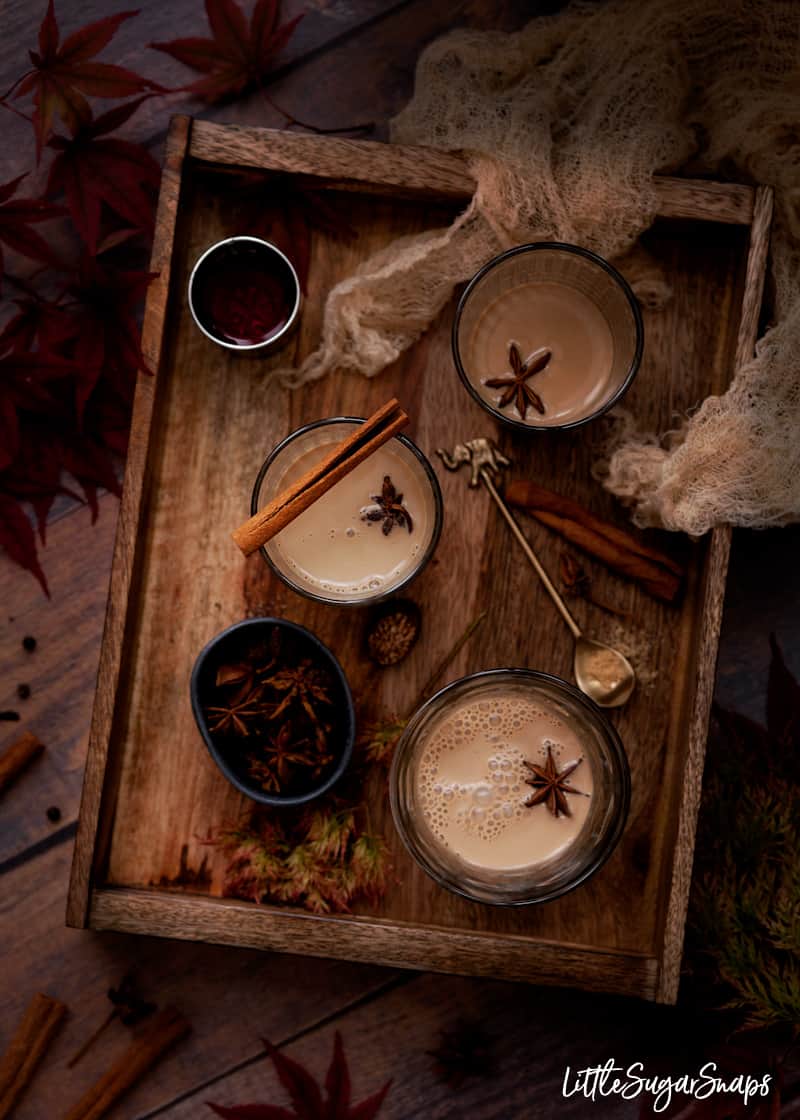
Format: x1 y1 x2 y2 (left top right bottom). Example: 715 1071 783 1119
250 416 445 607
452 241 645 433
188 235 302 352
389 667 631 907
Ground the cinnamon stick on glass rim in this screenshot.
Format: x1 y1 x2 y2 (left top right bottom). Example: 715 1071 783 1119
232 399 410 557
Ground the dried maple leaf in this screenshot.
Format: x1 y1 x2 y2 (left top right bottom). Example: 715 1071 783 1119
207 1031 391 1119
13 1 160 155
46 97 160 252
151 0 302 103
0 174 64 283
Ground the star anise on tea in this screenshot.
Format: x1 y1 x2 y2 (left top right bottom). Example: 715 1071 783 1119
523 744 588 817
361 474 413 535
264 659 334 721
486 342 550 419
249 723 315 792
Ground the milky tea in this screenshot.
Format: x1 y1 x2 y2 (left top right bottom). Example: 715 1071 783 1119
262 424 440 604
415 690 594 874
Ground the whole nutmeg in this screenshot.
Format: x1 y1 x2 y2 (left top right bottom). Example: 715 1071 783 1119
366 600 421 667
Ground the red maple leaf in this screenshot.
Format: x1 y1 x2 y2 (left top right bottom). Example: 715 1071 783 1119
207 1032 391 1120
151 0 302 103
0 425 82 544
46 98 160 253
13 1 160 155
0 174 64 284
53 252 155 419
0 493 49 596
0 345 77 471
0 292 75 356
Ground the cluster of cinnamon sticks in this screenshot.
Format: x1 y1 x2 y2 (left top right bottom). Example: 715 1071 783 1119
232 398 409 556
505 479 684 603
0 993 189 1120
0 993 66 1120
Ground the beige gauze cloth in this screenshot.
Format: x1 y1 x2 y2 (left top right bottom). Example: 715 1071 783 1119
277 0 800 535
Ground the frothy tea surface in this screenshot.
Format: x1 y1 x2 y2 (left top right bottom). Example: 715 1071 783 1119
469 281 615 425
270 438 433 601
415 693 593 872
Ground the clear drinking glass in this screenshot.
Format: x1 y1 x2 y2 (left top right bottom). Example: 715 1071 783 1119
251 417 443 607
390 669 630 906
453 242 643 432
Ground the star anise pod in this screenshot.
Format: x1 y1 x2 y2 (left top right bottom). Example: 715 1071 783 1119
486 342 550 419
264 659 334 721
214 660 258 704
427 1020 495 1090
559 553 629 618
206 689 267 737
523 744 588 817
249 723 315 792
361 475 413 535
67 972 156 1069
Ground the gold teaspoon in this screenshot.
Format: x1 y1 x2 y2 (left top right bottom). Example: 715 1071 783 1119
437 438 636 709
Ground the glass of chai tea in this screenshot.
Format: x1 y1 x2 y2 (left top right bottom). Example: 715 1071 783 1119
453 242 643 431
390 668 630 905
251 418 443 606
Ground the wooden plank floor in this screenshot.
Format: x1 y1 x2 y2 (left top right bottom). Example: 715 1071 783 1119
2 2 799 1118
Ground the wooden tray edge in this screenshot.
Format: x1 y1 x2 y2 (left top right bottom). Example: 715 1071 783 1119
187 120 756 225
655 185 773 1003
89 886 659 999
66 115 193 929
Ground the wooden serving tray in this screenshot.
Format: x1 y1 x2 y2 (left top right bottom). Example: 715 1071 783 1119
67 116 772 1003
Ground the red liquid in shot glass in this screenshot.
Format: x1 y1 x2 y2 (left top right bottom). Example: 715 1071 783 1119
191 241 297 347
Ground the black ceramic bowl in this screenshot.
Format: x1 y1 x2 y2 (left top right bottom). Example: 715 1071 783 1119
190 617 355 807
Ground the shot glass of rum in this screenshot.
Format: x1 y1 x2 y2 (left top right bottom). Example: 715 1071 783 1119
188 236 301 355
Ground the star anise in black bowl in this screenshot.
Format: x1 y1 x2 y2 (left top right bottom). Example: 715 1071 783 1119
190 618 355 807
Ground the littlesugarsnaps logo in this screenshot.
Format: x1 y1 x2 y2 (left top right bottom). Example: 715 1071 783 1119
562 1060 772 1113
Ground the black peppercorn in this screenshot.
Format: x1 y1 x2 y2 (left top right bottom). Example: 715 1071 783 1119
46 806 62 823
16 683 31 700
22 636 37 652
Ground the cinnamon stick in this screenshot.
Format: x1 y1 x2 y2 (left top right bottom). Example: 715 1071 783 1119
232 399 410 556
62 1007 190 1120
505 480 684 603
0 992 67 1120
0 731 44 795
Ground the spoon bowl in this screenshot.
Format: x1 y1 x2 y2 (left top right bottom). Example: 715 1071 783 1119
574 636 636 708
